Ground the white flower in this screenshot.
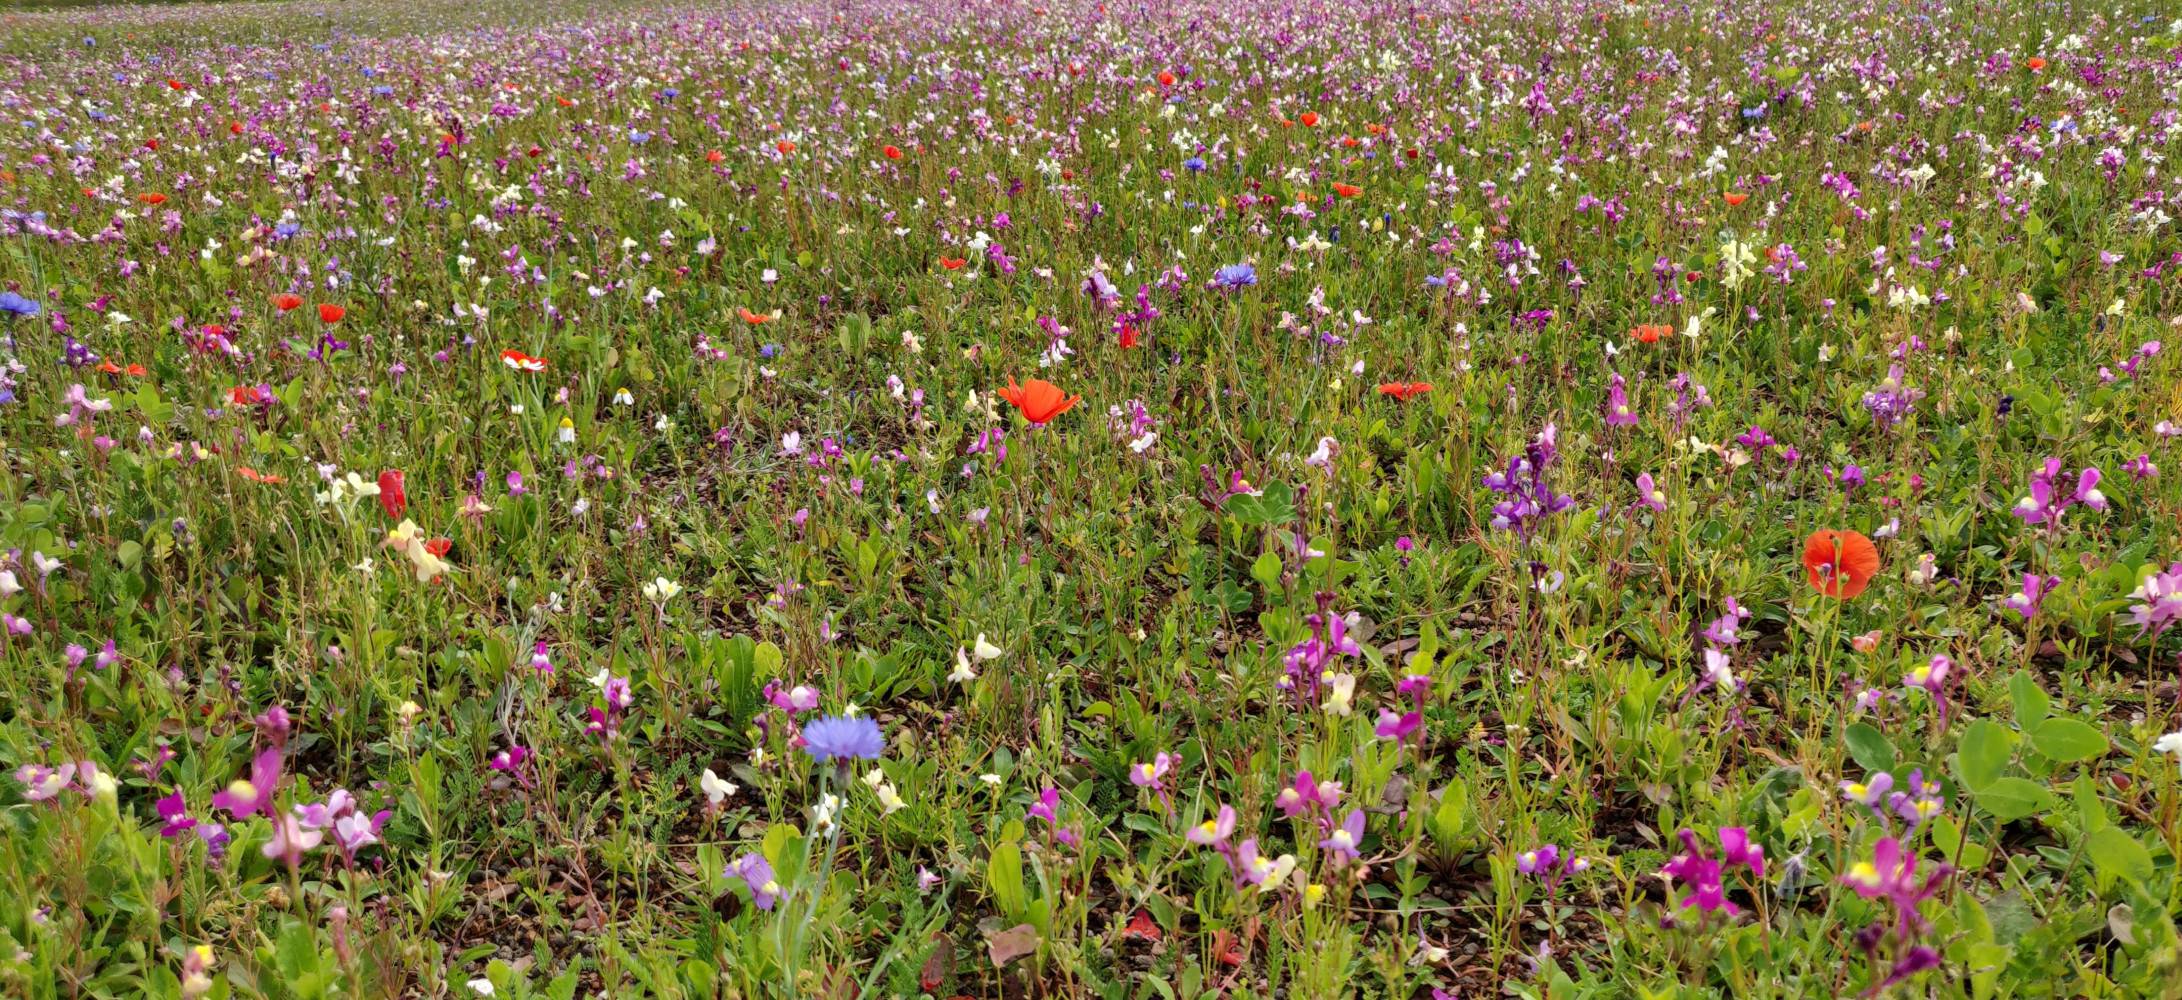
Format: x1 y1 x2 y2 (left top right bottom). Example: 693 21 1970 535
353 558 376 575
812 792 841 832
29 551 60 576
467 977 496 996
872 781 906 816
1321 673 1356 716
641 577 682 603
978 773 1003 786
2154 732 2182 773
613 388 635 407
652 414 674 433
972 633 1003 661
0 571 18 599
949 648 978 685
780 431 803 456
699 768 737 806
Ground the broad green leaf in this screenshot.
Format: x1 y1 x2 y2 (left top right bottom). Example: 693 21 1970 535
2028 718 2108 764
1843 722 1896 774
1973 776 2053 823
1956 720 2014 792
2084 826 2153 891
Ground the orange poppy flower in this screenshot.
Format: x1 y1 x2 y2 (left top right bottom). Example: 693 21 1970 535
738 307 773 325
1723 192 1749 207
556 97 574 107
706 150 725 163
1340 136 1360 148
938 256 968 270
500 349 548 372
272 294 302 312
317 304 346 324
2026 57 2047 71
1803 530 1880 598
1299 111 1320 127
1332 182 1362 198
1630 324 1670 344
137 192 168 205
998 376 1080 425
237 466 286 484
1377 382 1433 401
882 145 903 160
98 360 148 377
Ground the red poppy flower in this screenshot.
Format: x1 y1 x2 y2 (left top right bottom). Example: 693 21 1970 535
143 138 160 151
137 192 167 205
424 538 453 558
377 470 407 519
166 79 185 90
1340 136 1359 148
2026 56 2047 71
229 385 273 407
500 349 548 372
525 146 543 158
938 256 968 270
882 145 903 160
1332 182 1361 198
1299 111 1320 127
237 466 285 485
706 150 725 163
317 304 345 324
998 376 1081 425
555 97 574 107
1122 910 1162 943
1723 191 1749 207
776 140 796 154
1157 71 1176 87
230 121 243 135
1631 324 1669 344
738 307 773 325
1118 323 1141 349
1377 382 1434 401
1404 146 1420 159
272 294 302 312
1803 530 1880 598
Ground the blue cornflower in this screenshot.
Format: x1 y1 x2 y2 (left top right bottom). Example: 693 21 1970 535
802 715 884 762
0 291 40 318
629 129 652 144
1182 156 1206 172
1210 263 1257 290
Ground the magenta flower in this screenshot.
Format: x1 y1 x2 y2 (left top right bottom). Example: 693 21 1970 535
2127 562 2182 637
1374 708 1423 744
156 791 199 838
1319 809 1366 863
1515 843 1561 875
1187 804 1237 847
2001 573 2057 619
1129 752 1172 791
1274 770 1342 820
211 747 284 819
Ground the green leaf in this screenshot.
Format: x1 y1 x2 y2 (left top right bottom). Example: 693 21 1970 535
1843 722 1896 774
2084 827 2153 891
2007 671 2049 729
1250 550 1282 589
1973 776 2054 823
2028 718 2108 763
1956 720 2014 792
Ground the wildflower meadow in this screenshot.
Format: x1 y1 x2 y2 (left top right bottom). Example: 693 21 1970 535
4 0 2182 996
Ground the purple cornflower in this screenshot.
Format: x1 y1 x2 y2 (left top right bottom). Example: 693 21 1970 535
801 715 885 763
